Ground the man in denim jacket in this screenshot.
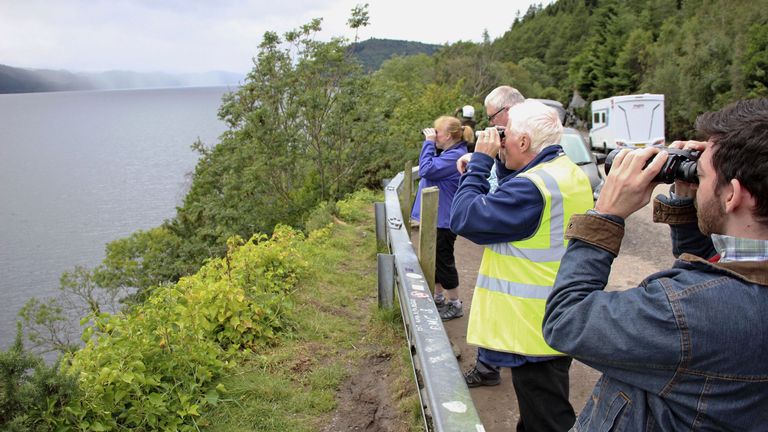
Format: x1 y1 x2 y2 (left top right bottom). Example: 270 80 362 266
543 98 768 430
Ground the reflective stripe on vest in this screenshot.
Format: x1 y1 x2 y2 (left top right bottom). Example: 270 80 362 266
466 155 593 356
488 168 565 261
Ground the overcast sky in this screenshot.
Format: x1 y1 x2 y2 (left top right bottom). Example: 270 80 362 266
0 0 553 75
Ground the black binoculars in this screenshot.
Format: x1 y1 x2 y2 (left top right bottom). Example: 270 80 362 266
605 148 700 184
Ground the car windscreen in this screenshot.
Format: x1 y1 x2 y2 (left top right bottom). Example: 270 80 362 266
560 133 592 164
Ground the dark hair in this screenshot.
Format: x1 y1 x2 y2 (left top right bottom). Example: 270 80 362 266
695 98 768 224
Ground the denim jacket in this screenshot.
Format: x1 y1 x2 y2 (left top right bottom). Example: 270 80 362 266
543 195 768 431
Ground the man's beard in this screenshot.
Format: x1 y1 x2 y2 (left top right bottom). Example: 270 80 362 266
697 190 726 236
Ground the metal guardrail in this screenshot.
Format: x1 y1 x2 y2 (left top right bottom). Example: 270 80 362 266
377 167 485 432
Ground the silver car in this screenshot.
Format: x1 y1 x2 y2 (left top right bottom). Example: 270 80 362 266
560 127 604 201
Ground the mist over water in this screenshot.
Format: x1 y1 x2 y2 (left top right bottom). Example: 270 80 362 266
0 86 232 349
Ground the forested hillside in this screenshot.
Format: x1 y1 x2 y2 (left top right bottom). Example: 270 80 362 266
348 38 441 71
490 0 768 137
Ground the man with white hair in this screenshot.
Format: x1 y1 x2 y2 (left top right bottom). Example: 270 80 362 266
451 99 593 431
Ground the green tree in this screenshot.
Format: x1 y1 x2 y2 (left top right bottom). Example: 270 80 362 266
369 53 471 168
613 28 653 94
0 323 78 430
163 18 383 276
348 3 370 43
743 23 768 98
570 0 635 100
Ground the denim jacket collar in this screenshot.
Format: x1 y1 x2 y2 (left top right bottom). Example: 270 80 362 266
679 253 768 286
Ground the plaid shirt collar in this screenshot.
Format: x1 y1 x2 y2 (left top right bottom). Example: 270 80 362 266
711 234 768 263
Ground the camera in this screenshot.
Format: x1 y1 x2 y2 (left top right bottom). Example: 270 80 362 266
475 126 506 140
604 148 700 184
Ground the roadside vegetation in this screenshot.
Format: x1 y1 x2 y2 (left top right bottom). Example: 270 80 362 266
2 190 423 430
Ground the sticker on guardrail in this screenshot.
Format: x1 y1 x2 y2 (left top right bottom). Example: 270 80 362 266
387 216 402 229
442 401 467 413
406 273 423 279
411 283 425 291
409 291 430 299
476 426 486 432
429 352 453 364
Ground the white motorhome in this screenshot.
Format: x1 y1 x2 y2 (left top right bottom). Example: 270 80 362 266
589 94 665 153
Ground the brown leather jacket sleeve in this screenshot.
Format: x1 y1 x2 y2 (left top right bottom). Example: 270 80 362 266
565 213 624 256
652 196 698 225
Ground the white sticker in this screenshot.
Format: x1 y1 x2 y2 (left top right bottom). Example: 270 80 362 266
429 353 452 364
476 426 486 432
406 272 423 280
411 283 425 291
442 401 467 413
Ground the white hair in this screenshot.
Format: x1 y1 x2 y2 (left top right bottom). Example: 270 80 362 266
506 100 563 153
484 86 525 111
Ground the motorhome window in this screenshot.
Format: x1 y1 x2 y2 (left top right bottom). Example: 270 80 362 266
593 111 607 125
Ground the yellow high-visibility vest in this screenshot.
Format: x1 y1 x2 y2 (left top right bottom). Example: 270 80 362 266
466 154 593 356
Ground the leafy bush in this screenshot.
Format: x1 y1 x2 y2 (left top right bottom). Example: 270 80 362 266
304 201 337 233
0 323 79 431
50 227 306 430
336 189 378 223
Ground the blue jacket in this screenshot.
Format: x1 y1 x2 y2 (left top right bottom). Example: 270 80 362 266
411 140 467 229
450 146 566 244
543 195 768 431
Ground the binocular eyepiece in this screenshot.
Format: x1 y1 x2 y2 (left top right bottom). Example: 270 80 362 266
604 147 700 184
475 126 506 140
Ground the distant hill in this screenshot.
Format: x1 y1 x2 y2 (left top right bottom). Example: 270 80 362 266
348 38 442 72
0 64 93 93
0 64 244 94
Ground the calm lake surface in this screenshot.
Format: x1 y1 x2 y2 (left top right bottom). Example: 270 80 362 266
0 86 232 349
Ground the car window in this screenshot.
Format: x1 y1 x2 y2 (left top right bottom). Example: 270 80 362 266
560 133 591 164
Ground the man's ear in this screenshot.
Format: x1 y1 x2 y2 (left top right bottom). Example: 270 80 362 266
520 133 531 152
724 178 751 214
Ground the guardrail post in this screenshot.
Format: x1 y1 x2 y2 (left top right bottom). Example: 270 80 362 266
374 202 387 251
418 186 438 295
401 161 413 236
377 253 395 309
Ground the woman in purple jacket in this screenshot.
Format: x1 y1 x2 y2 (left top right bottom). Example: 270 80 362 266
411 115 471 321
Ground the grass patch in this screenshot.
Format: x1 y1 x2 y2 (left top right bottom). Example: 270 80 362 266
199 190 422 431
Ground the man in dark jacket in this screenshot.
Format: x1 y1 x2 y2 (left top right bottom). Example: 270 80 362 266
543 98 768 430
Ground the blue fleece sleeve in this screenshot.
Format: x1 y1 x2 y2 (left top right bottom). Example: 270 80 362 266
418 141 462 180
450 153 544 245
